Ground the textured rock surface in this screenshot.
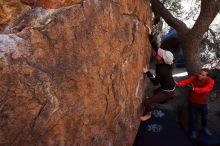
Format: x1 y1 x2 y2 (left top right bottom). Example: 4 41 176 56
0 0 152 145
0 0 29 32
0 0 81 32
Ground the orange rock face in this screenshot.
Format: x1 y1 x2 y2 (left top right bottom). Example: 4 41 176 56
0 0 29 32
36 0 81 8
0 0 152 145
0 0 81 32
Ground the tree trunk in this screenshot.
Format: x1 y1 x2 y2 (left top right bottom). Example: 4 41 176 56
181 0 219 75
182 34 202 75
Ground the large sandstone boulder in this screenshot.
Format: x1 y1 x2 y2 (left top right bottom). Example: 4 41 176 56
0 0 152 145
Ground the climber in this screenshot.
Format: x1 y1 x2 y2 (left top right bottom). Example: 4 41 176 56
140 24 176 121
176 68 215 139
140 47 176 121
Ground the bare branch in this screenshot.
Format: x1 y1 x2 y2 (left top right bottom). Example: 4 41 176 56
208 28 216 38
150 0 189 35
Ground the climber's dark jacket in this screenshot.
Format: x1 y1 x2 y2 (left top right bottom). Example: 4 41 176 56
146 63 175 91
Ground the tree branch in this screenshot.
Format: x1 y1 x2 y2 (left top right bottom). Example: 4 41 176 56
150 0 189 35
208 28 216 39
191 0 219 40
217 0 220 11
